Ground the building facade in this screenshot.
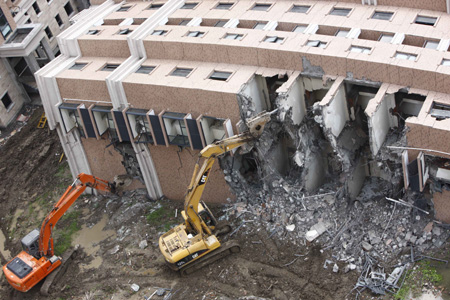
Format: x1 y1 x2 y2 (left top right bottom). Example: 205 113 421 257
36 0 450 221
0 0 86 127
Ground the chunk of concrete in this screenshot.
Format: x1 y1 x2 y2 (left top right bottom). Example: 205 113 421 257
362 241 373 251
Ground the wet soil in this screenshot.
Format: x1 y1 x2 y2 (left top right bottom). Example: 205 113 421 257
0 108 358 299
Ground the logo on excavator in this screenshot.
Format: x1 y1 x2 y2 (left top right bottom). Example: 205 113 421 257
198 169 210 186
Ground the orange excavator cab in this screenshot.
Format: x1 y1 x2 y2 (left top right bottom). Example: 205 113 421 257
3 173 115 292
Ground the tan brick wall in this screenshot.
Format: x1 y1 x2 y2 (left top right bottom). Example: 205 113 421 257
433 189 450 223
406 121 450 160
148 144 235 203
81 137 145 191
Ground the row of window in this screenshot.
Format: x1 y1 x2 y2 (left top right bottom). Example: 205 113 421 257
115 1 438 28
70 61 233 79
31 1 73 17
58 103 230 150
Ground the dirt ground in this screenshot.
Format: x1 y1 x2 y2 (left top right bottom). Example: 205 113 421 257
0 108 371 300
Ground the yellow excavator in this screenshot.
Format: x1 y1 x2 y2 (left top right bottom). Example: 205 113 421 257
159 110 276 275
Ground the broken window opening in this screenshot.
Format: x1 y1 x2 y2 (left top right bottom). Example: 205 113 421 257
199 116 226 145
126 108 153 144
238 152 259 182
1 92 13 110
91 105 115 139
265 74 288 110
162 112 190 147
394 92 426 124
345 84 379 135
59 103 85 138
430 102 450 121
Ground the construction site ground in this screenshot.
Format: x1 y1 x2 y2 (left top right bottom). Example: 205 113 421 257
0 108 448 300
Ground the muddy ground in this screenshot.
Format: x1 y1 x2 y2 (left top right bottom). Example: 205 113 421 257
0 108 361 300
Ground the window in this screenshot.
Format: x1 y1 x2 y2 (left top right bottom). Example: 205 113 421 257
162 112 190 147
415 15 437 26
187 31 204 37
214 20 227 27
151 30 168 36
335 29 349 37
306 40 327 48
290 5 309 13
395 52 417 61
430 102 450 120
117 5 131 12
179 20 190 26
70 63 87 70
101 64 120 71
379 34 393 43
253 22 267 30
63 3 75 18
64 2 73 16
292 25 307 33
136 65 155 74
0 8 12 39
350 46 371 54
32 2 41 15
91 105 115 138
181 2 198 9
87 29 99 35
147 3 163 9
171 67 193 77
215 2 233 9
117 28 132 35
59 103 85 137
264 36 284 43
251 3 271 11
330 7 351 16
441 59 450 66
224 33 243 40
199 116 226 145
1 93 12 110
210 71 232 81
45 27 53 39
424 40 439 49
126 109 153 143
55 14 63 27
372 11 393 21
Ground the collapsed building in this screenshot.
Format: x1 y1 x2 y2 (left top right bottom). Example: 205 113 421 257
35 0 450 227
0 0 88 127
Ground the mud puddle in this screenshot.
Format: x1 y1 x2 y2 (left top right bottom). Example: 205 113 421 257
0 229 11 262
73 214 116 271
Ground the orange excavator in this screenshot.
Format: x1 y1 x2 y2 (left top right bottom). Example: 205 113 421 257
2 173 116 293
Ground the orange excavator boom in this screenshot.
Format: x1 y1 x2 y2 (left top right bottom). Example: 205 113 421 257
2 173 115 293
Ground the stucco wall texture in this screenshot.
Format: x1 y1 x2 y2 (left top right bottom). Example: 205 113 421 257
433 189 450 223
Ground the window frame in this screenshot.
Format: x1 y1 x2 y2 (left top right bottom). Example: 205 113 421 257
32 2 41 15
117 28 132 35
117 5 131 12
0 8 12 39
209 70 232 81
329 7 351 17
215 2 234 10
289 4 310 14
441 58 450 66
101 63 121 71
64 2 74 17
371 11 394 21
263 36 284 44
395 51 418 61
125 108 154 144
414 15 437 26
91 105 115 138
70 62 88 70
44 26 53 39
181 2 198 9
378 33 394 43
1 92 13 111
170 67 193 77
349 45 372 54
306 40 327 48
151 29 168 36
292 25 307 33
55 14 63 27
58 103 85 138
253 22 267 30
135 65 156 74
186 31 205 38
251 3 272 11
87 29 100 35
214 20 228 27
162 112 190 147
423 40 439 50
224 33 244 40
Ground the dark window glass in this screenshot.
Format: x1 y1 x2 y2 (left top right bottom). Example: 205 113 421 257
32 2 41 15
330 7 351 16
210 71 232 81
1 93 12 109
372 11 393 20
64 2 74 16
181 3 198 9
0 8 12 39
87 29 99 35
162 112 190 147
252 3 271 11
55 14 63 26
171 67 193 77
135 66 155 74
215 3 233 9
117 5 131 12
147 3 163 9
45 27 53 39
290 5 309 13
151 29 167 35
415 15 437 26
101 64 120 71
70 63 87 70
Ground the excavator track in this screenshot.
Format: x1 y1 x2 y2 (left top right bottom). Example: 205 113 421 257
180 240 240 277
40 246 79 296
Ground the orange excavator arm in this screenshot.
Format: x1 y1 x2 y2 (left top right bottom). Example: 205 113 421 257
39 173 115 257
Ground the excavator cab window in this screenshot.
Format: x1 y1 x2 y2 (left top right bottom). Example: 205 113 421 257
199 210 216 227
21 229 41 259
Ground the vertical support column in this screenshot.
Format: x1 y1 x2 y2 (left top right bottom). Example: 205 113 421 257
24 53 40 74
133 143 163 199
40 38 55 60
